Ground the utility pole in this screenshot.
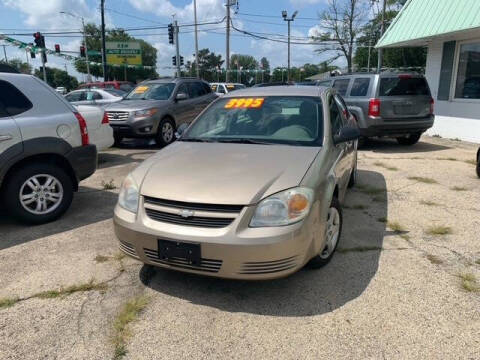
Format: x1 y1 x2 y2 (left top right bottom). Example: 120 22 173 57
282 10 298 83
41 49 47 83
174 20 181 77
225 0 234 82
100 0 107 81
1 45 7 62
193 0 199 78
377 0 387 73
61 12 91 81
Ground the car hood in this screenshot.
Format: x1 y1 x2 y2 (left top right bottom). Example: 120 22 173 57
105 99 169 111
140 142 320 205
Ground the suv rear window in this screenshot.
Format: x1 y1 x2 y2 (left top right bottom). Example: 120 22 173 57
379 77 430 96
333 79 350 96
0 80 33 117
350 78 370 97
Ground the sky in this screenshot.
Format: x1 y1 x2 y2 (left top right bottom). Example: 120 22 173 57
0 0 339 81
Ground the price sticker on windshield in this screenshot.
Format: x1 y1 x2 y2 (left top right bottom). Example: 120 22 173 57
224 98 264 109
134 86 149 94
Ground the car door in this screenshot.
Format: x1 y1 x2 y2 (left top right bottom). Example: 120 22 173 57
329 94 350 190
173 83 196 125
187 81 209 118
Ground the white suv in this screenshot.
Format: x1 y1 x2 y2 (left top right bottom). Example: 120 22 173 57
0 73 97 224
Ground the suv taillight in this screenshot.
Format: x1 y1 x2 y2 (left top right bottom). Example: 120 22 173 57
102 111 109 124
74 112 89 146
430 97 434 114
368 98 381 117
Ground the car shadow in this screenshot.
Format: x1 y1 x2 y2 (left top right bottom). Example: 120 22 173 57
0 186 118 251
98 150 156 169
143 169 387 317
362 137 451 153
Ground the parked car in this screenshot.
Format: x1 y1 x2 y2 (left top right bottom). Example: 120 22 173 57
318 73 434 145
65 88 124 107
105 78 217 146
253 82 292 87
55 86 67 95
210 82 245 96
74 105 114 151
78 81 134 92
114 86 359 279
476 147 480 178
0 73 97 224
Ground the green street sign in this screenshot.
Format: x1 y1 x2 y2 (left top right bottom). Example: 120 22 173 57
87 50 101 56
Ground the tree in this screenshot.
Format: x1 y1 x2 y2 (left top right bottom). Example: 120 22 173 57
74 24 157 82
1 59 32 74
311 0 367 73
230 54 259 84
185 48 224 81
34 67 78 90
259 57 270 82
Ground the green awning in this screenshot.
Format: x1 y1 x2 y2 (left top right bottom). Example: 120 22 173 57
376 0 480 48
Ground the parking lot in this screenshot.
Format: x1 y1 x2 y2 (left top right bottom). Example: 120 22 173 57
1 135 479 360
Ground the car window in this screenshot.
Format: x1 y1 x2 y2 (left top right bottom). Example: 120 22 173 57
177 83 190 98
120 84 134 92
334 95 350 124
201 82 212 94
184 96 323 146
217 85 226 94
104 89 125 97
211 84 218 92
86 91 102 100
333 79 350 96
379 77 430 96
317 80 332 87
125 83 175 100
0 80 33 117
329 96 344 136
188 82 207 98
350 78 370 97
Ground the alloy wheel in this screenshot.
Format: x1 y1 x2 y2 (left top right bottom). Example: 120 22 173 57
19 174 64 215
320 206 341 259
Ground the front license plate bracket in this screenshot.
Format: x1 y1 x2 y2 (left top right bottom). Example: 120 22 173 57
158 239 201 266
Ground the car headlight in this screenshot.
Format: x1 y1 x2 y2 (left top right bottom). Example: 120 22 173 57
118 174 139 213
250 187 314 227
134 108 157 119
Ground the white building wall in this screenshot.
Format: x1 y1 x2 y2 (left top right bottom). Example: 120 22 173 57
425 39 480 143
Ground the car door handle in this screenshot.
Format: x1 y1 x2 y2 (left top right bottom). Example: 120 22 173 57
0 134 13 142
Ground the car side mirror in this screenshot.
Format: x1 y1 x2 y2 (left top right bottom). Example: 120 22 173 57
176 92 188 101
175 123 188 138
333 126 361 145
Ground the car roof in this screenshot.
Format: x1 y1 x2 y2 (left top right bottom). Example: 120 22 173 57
222 85 326 98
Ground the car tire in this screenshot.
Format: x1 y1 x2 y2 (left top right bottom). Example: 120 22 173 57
348 153 357 188
396 132 421 145
358 136 368 148
4 163 74 224
155 117 176 147
113 133 123 146
307 197 343 269
476 153 480 179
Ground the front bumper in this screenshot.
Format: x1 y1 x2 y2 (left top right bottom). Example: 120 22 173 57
113 199 320 280
110 116 158 138
65 144 97 182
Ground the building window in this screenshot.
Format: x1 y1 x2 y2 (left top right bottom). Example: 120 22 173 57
455 42 480 99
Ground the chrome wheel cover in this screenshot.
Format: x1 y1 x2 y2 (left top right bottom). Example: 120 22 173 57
19 174 64 215
320 206 341 259
162 122 174 143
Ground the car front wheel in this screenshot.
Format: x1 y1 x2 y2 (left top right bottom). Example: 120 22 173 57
308 197 343 268
4 163 73 224
476 152 480 178
155 118 176 147
396 132 421 145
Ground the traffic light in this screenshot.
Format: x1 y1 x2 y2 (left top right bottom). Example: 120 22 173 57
33 32 45 48
168 23 174 44
55 44 60 53
180 56 184 66
80 45 86 57
172 55 176 66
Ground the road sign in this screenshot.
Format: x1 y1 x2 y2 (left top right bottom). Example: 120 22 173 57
106 41 142 65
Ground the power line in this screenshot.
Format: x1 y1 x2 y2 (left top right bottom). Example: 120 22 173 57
104 7 168 25
237 12 319 21
233 16 317 29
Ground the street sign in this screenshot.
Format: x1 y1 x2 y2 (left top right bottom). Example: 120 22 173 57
87 50 101 56
106 41 142 65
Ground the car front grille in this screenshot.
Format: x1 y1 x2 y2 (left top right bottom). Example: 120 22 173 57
143 247 222 273
119 240 139 258
107 111 129 122
143 196 243 228
238 256 298 275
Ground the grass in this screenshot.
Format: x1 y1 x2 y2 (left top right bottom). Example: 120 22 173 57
337 246 382 253
450 186 468 191
420 200 439 206
432 134 442 138
35 280 108 299
113 295 150 360
374 161 398 171
464 159 477 165
408 176 438 184
400 234 411 241
377 216 387 223
356 184 385 196
458 273 479 293
437 157 458 161
475 259 480 265
387 221 405 234
101 179 116 190
426 254 444 265
426 225 452 236
452 137 461 141
94 255 110 263
0 297 19 309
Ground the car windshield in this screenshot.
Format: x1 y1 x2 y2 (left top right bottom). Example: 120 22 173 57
125 83 175 100
226 84 246 91
104 88 126 97
182 96 323 146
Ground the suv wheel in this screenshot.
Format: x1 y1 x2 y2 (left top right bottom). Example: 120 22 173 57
308 197 343 268
155 117 176 147
476 151 480 178
396 132 421 145
4 163 73 224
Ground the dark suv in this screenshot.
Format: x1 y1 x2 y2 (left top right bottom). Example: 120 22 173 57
320 73 434 145
106 78 217 146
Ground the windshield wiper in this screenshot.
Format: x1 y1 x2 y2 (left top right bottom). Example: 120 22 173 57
179 137 215 143
215 138 273 145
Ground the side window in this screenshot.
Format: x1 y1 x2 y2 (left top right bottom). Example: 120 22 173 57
188 82 206 98
202 82 212 94
334 95 349 123
350 78 370 97
211 84 218 92
177 83 190 98
329 96 343 136
92 92 103 100
333 79 350 96
218 85 226 94
317 80 332 87
0 80 33 117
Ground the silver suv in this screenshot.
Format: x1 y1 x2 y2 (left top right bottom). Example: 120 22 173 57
106 78 217 146
321 73 434 145
0 73 97 224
